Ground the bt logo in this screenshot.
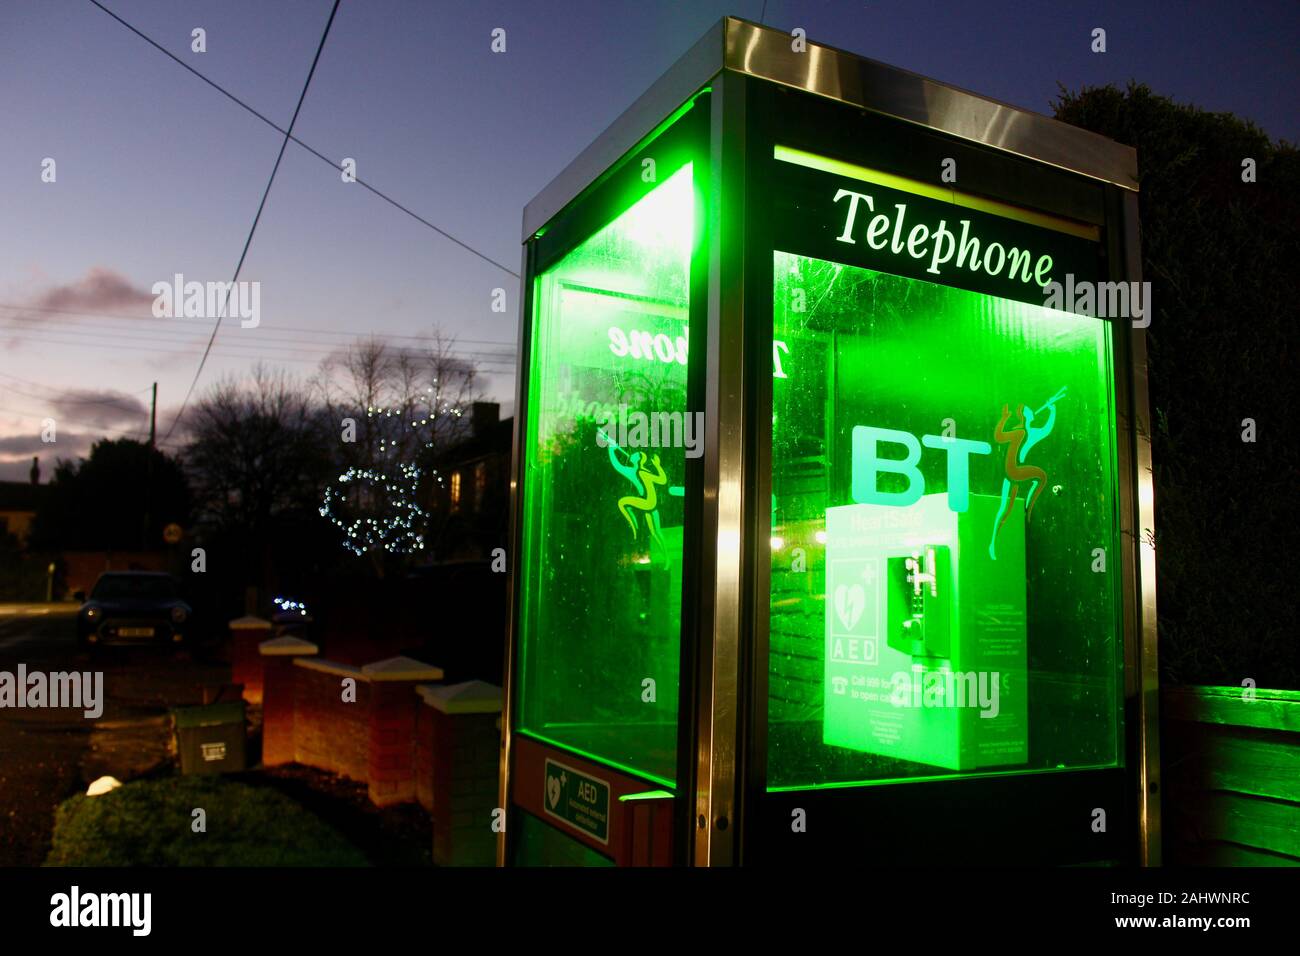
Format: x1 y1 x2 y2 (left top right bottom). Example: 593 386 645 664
852 388 1065 560
852 426 991 512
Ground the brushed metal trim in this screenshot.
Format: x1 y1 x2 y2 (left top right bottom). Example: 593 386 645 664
521 21 724 241
496 243 531 867
523 18 1137 243
722 17 1137 191
690 72 747 867
1123 189 1161 866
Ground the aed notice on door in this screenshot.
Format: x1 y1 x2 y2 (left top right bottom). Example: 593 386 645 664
543 758 610 845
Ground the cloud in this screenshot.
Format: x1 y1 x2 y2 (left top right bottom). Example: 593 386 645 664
2 267 157 349
46 390 149 429
0 390 146 466
30 267 155 316
0 431 93 462
0 434 55 455
0 458 39 482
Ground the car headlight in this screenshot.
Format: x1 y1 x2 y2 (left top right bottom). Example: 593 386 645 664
170 606 188 624
85 607 101 620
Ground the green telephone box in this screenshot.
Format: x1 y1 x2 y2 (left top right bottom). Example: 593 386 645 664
500 17 1159 866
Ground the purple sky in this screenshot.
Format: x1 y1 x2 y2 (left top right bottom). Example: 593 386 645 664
2 0 1296 482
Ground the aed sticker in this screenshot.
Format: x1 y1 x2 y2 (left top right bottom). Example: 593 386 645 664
543 758 610 845
827 556 881 669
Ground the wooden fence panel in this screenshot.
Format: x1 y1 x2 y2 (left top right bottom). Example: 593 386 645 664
1163 686 1300 866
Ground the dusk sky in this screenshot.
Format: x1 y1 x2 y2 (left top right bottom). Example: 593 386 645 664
2 0 1296 482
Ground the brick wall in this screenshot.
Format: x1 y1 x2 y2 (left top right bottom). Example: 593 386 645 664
62 550 167 598
431 709 499 865
231 617 272 704
416 703 436 812
293 660 371 782
259 636 317 766
259 638 505 853
418 681 502 866
368 681 416 807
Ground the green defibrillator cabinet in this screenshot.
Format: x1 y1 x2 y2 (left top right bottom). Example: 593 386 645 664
499 17 1159 866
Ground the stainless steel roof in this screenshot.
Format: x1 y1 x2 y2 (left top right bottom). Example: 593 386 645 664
523 16 1138 240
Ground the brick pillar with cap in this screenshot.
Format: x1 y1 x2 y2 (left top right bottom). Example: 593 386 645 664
230 616 273 704
364 656 444 807
419 680 503 866
259 635 318 766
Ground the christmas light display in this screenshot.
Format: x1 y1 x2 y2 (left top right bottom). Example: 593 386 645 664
319 391 467 556
272 596 309 617
319 462 428 556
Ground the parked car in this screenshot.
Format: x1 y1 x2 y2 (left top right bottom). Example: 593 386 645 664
77 571 192 649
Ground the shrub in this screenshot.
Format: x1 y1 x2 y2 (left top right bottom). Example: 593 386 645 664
45 775 368 866
1055 84 1299 689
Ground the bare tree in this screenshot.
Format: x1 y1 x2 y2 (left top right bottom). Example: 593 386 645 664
182 365 334 604
313 329 483 569
184 364 333 533
316 332 480 466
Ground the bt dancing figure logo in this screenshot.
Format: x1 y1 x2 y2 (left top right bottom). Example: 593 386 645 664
849 386 1068 562
988 386 1065 559
600 428 685 563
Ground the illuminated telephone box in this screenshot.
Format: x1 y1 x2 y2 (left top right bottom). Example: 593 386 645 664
500 17 1159 866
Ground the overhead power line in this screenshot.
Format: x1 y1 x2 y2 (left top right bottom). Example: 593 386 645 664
0 316 519 359
2 324 518 363
156 0 343 443
0 369 153 409
86 0 519 278
2 319 518 360
0 303 518 349
2 331 518 369
0 377 150 413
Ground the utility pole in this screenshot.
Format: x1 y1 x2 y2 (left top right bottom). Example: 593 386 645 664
149 382 157 448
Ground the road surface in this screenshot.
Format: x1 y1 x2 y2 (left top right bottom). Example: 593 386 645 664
0 603 228 865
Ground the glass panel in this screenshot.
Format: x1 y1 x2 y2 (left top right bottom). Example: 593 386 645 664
518 164 695 787
768 250 1122 790
511 810 615 867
